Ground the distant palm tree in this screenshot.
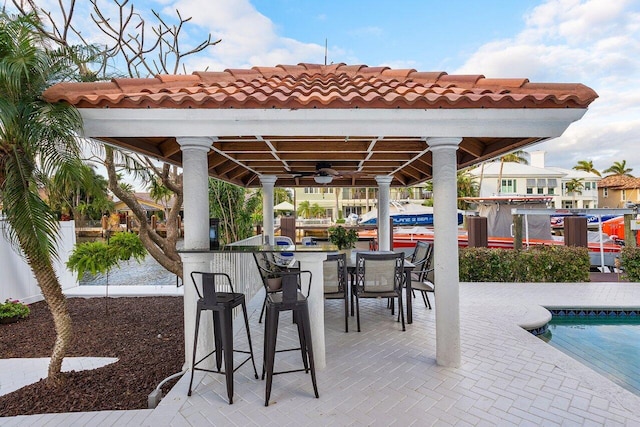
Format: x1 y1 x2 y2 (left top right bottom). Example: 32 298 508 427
310 202 325 218
457 170 479 209
573 160 601 176
603 160 634 177
497 151 528 195
297 200 311 219
149 177 173 220
565 178 584 207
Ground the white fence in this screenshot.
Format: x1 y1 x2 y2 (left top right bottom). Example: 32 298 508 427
0 220 77 304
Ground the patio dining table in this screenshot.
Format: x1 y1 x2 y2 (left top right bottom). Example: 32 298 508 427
345 251 415 324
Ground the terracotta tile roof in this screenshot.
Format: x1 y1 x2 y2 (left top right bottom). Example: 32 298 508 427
43 63 597 187
43 63 597 110
598 175 640 189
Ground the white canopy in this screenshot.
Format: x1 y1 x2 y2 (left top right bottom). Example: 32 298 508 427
274 201 295 211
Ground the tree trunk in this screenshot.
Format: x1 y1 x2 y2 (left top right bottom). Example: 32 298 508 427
22 247 72 384
104 147 183 279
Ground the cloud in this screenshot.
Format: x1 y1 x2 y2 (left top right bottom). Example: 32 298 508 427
456 0 640 172
167 0 325 69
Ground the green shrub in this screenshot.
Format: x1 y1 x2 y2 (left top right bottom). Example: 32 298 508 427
621 247 640 281
0 299 30 320
67 232 147 279
459 245 590 282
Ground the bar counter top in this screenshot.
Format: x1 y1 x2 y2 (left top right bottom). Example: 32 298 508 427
179 243 339 254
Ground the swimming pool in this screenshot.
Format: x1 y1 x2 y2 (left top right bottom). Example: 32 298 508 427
540 310 640 396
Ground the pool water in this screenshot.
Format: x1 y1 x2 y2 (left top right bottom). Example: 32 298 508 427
541 317 640 396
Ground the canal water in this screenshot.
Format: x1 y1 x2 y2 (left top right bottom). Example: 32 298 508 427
78 253 180 286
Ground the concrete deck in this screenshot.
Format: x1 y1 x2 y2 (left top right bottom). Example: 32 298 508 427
2 281 640 426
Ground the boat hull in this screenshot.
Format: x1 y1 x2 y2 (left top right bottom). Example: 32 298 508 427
359 228 621 268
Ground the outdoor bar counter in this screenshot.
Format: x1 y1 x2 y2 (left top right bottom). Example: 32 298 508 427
181 243 337 369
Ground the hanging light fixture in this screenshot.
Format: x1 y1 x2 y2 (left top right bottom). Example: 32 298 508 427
314 175 333 184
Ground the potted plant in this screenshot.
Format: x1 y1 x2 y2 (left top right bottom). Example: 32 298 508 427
328 225 358 250
0 299 30 324
266 269 283 291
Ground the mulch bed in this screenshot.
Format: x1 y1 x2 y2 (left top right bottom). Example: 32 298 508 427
0 296 184 417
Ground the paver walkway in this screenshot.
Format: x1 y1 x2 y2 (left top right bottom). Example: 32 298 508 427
2 281 640 426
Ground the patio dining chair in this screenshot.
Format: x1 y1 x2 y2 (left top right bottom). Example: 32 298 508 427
409 245 435 309
323 253 349 332
352 251 405 332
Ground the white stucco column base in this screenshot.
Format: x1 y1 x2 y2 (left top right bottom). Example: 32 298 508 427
178 136 214 368
428 137 462 368
375 176 393 251
260 175 277 244
295 252 328 370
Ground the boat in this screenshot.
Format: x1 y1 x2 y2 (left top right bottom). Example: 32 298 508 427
358 226 621 269
358 197 623 269
358 201 464 226
550 214 620 229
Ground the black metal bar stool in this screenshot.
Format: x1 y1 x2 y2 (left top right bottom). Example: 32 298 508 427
187 272 258 404
262 270 319 407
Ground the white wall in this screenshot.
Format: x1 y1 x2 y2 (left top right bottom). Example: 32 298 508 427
0 220 77 304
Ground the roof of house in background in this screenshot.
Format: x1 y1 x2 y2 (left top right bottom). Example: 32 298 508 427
43 63 598 188
598 175 640 189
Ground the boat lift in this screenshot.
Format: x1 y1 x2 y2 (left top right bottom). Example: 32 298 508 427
510 207 637 271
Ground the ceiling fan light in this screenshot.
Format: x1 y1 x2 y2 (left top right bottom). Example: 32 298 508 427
313 175 333 184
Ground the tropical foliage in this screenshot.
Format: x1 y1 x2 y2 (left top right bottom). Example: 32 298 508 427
603 160 633 177
328 225 358 249
47 162 112 221
565 178 584 195
0 12 83 382
67 231 147 279
456 170 479 209
209 179 261 244
573 160 601 176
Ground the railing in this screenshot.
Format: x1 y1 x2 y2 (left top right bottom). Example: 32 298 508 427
208 234 264 307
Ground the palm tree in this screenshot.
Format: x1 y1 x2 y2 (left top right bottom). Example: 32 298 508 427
310 202 325 218
0 13 83 383
573 160 601 177
564 178 584 207
149 177 173 221
297 200 311 219
457 170 479 209
603 160 634 177
497 151 528 195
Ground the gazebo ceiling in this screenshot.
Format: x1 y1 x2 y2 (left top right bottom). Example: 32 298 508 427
43 63 597 188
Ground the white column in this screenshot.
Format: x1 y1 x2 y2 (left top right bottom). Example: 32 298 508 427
428 137 462 368
177 136 214 368
260 175 277 244
295 252 328 370
376 176 393 251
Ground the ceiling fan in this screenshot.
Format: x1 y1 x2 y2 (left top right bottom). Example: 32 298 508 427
288 162 354 184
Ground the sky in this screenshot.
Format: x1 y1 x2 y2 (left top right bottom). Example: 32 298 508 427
12 0 640 175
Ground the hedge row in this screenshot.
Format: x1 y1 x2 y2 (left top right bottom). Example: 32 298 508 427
621 247 640 282
459 245 590 282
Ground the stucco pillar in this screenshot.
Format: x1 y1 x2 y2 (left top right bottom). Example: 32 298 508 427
177 136 214 368
260 175 277 244
375 175 393 251
428 137 462 368
295 252 328 370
